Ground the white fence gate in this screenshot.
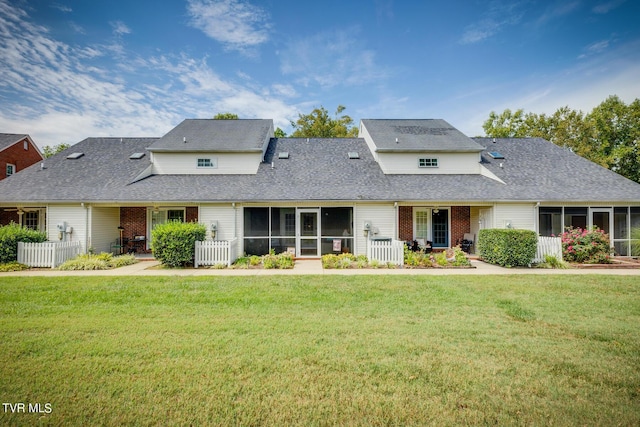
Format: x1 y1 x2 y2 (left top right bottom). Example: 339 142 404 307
367 239 405 267
17 241 82 268
194 239 239 268
534 236 562 263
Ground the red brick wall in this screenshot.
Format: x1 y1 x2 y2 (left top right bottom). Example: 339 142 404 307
451 206 471 246
398 206 471 246
119 207 147 239
0 137 43 180
0 210 19 225
118 207 198 238
186 207 198 222
398 206 413 241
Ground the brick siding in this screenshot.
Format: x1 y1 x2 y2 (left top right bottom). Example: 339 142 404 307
0 137 43 180
398 206 471 246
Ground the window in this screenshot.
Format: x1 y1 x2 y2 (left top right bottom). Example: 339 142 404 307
24 211 39 230
6 164 15 177
197 158 217 168
539 207 562 236
418 158 438 168
24 140 28 150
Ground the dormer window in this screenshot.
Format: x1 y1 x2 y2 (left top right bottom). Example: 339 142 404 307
197 158 217 168
418 158 438 168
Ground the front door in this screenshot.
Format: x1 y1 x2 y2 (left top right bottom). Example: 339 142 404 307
591 208 612 234
297 209 320 257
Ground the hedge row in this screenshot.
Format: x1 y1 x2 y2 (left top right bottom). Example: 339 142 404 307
151 221 207 268
0 223 47 263
477 229 537 267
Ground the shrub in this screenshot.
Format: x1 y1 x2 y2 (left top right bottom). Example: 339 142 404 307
561 227 611 264
478 229 537 267
261 250 295 269
58 253 137 270
630 227 640 257
0 223 47 263
0 262 29 272
151 221 206 268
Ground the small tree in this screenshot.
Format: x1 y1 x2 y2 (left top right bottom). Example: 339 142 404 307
213 113 239 120
151 222 206 268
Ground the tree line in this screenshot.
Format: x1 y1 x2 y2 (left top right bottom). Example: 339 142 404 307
483 95 640 183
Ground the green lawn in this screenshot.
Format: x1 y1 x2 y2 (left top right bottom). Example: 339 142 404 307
0 275 638 426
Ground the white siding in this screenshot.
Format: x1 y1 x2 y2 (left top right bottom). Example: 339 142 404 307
199 205 238 241
152 152 262 174
47 205 89 252
377 152 481 174
354 203 397 255
90 207 120 253
493 203 536 231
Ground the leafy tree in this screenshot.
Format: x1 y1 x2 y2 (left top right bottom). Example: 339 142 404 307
42 143 70 158
274 127 287 138
483 96 640 183
290 105 358 138
213 112 239 119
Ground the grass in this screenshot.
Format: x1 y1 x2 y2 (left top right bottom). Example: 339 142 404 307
0 275 639 426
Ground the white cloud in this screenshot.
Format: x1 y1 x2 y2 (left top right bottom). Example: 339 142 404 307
280 27 389 88
187 0 270 53
460 1 525 44
592 0 627 14
110 20 131 36
0 1 300 147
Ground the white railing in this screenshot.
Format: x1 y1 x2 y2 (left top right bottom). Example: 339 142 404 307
194 238 239 268
17 241 82 269
367 239 405 267
534 236 562 263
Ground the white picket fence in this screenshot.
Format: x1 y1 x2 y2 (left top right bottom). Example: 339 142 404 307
194 238 239 268
367 239 405 267
17 241 82 268
534 236 562 263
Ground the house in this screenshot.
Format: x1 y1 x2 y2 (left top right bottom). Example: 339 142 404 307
0 133 44 228
0 118 639 257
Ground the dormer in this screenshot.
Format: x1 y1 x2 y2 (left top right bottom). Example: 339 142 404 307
147 119 274 175
358 119 486 175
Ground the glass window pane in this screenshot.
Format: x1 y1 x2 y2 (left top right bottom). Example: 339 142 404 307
564 207 587 230
321 207 353 237
614 241 629 256
270 237 295 254
271 208 295 236
614 207 628 239
432 209 448 247
244 208 269 237
415 210 429 240
167 209 184 222
244 238 269 256
539 207 562 236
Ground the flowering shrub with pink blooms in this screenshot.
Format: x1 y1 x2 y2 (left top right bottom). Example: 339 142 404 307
561 227 611 264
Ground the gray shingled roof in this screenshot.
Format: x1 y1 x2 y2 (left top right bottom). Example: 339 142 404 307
472 137 640 202
148 119 272 152
0 133 28 151
361 119 484 152
1 133 639 204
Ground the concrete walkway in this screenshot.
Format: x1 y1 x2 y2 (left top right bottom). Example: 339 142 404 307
3 259 640 276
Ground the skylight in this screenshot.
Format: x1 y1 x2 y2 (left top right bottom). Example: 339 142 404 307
278 152 289 159
488 152 505 159
66 152 84 159
348 152 360 159
129 152 146 159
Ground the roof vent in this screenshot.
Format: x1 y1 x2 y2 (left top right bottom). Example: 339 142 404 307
278 152 289 159
488 151 504 159
66 152 84 160
348 152 360 159
129 152 146 159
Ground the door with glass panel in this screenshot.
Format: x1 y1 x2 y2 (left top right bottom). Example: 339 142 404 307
591 208 612 234
297 209 320 257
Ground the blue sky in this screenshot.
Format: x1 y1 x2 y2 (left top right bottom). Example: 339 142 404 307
1 0 639 148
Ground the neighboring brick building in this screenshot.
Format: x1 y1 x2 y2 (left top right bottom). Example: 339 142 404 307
0 134 43 180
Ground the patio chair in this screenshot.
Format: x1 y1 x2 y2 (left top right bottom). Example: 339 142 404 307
460 233 474 253
110 238 124 255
